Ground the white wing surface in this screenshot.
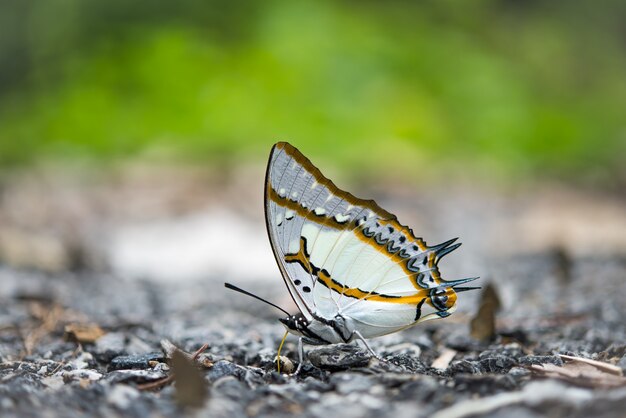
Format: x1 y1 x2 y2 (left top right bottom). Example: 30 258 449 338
265 142 466 335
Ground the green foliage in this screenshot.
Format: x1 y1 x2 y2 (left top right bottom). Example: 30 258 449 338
0 0 624 186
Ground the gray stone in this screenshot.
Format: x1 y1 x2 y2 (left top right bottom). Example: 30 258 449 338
518 355 564 367
330 373 377 394
212 376 249 400
59 369 103 383
40 375 65 391
386 354 427 373
396 375 447 403
94 332 126 361
307 344 371 370
206 360 248 382
67 352 94 370
477 356 516 373
453 374 519 394
383 342 422 358
108 352 164 371
105 369 166 384
106 384 140 409
447 359 484 375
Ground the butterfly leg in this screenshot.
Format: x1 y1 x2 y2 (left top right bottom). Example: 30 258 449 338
352 330 385 362
292 337 305 376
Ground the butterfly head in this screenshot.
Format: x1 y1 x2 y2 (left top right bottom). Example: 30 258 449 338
279 313 309 335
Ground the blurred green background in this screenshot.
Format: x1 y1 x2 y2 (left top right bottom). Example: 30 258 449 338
1 0 625 188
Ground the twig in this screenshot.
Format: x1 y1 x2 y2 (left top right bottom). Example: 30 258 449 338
191 343 210 361
136 375 175 391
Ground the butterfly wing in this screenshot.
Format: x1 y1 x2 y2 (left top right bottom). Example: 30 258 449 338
265 142 465 335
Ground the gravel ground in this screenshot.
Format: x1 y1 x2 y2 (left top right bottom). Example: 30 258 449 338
1 251 625 418
1 170 625 418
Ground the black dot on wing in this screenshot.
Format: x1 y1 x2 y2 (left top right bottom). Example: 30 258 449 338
399 236 406 243
294 279 301 285
413 245 419 251
302 286 311 293
387 226 393 233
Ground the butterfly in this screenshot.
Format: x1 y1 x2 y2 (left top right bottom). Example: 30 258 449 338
226 142 478 373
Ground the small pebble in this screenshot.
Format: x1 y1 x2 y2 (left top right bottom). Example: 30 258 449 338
106 369 166 384
274 355 294 374
206 360 248 382
308 344 370 370
109 352 165 371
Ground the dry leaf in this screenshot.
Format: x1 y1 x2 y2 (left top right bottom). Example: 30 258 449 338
529 355 626 388
161 339 195 361
551 246 572 284
138 341 209 392
470 283 501 342
558 354 623 376
171 349 208 408
64 324 106 344
23 302 67 355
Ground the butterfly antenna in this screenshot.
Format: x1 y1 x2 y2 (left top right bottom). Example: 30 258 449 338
224 283 291 316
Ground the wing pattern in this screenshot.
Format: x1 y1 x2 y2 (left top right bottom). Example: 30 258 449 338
265 142 463 333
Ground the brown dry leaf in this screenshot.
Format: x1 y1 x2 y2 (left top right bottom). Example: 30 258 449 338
529 356 626 388
64 324 106 344
161 339 193 360
137 342 210 392
470 283 501 342
552 246 572 285
172 349 208 408
160 339 212 367
558 354 623 376
22 302 66 355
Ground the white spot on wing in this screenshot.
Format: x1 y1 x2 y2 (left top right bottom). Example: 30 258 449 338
276 213 283 226
285 210 295 220
335 213 350 223
292 191 298 198
314 207 326 216
279 188 286 197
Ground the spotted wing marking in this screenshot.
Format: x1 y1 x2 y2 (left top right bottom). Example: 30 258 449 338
265 142 465 325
